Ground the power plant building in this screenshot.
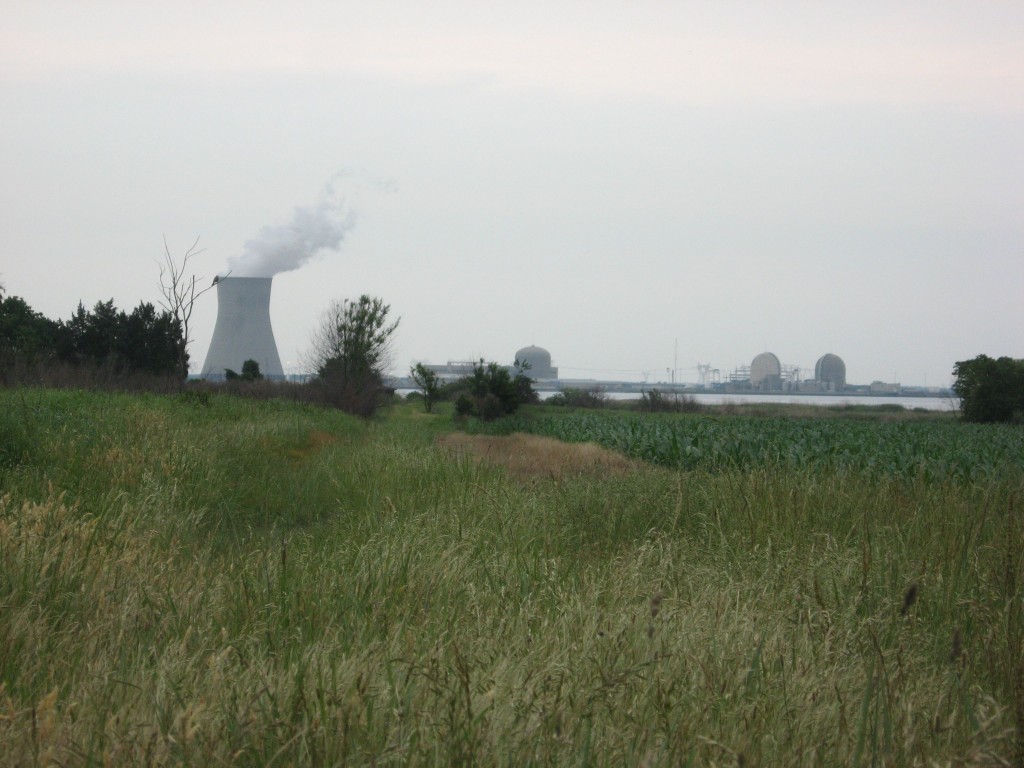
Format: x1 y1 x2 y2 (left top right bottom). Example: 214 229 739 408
515 345 558 379
750 352 782 391
814 353 847 391
419 344 558 382
411 344 875 395
201 276 284 379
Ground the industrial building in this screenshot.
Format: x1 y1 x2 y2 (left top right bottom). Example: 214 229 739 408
416 347 859 393
514 345 558 379
192 285 888 396
724 351 850 392
749 352 782 391
419 345 558 382
814 353 847 391
200 276 285 379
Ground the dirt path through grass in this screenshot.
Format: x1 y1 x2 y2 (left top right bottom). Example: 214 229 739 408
436 431 639 481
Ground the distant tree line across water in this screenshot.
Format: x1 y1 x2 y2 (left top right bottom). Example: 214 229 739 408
0 283 413 418
3 283 1019 425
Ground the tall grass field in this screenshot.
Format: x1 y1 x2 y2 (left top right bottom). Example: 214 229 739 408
1 388 1022 765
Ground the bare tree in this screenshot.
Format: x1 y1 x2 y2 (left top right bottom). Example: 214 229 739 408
156 236 217 379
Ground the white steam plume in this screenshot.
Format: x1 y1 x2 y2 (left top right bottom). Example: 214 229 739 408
226 182 355 278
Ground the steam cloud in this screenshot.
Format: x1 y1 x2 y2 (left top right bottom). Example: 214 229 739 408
226 183 355 278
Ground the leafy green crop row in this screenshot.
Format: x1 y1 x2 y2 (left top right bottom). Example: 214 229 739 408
477 411 1024 482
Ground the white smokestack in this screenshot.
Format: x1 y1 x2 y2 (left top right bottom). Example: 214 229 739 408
227 182 354 278
201 277 284 378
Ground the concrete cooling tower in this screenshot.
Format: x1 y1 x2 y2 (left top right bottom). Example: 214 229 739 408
201 276 284 379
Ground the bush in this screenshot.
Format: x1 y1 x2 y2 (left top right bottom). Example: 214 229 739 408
241 359 263 381
548 387 608 409
308 367 386 417
455 394 474 417
0 354 185 394
452 360 537 421
478 393 505 421
953 355 1024 424
180 376 379 413
638 388 703 414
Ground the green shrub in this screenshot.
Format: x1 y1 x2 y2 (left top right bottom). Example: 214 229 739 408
638 388 702 413
454 393 474 417
953 354 1024 423
449 359 537 421
241 359 263 381
548 386 608 408
478 392 504 421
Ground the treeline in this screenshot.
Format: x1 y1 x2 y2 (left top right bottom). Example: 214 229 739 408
0 291 184 385
0 286 413 417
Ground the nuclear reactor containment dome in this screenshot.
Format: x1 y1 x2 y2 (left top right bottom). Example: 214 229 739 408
201 276 284 379
514 345 557 379
814 353 846 391
750 352 782 390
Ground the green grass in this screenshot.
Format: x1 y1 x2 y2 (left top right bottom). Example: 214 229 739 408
1 389 1022 765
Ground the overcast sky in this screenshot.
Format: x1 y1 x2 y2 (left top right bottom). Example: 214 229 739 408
2 1 1021 386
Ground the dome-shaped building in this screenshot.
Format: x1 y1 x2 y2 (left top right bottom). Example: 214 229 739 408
814 353 846 391
514 345 557 379
750 352 782 391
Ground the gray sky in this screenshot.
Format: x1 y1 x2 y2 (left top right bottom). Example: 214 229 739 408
3 1 1022 386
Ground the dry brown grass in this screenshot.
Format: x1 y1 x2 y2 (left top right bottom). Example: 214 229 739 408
436 432 639 481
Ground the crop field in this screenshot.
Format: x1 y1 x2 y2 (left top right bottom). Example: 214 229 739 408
1 389 1023 765
475 410 1024 483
